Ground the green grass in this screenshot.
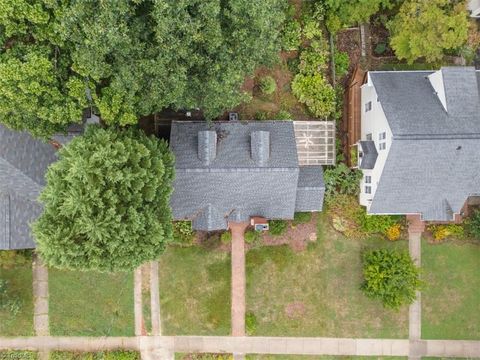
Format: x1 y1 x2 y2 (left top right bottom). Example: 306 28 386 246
246 357 407 360
159 246 231 335
0 261 34 336
246 214 408 338
421 239 480 340
49 351 140 359
49 269 134 336
0 351 37 360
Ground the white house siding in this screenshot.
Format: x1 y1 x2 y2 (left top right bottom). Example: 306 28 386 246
359 73 393 211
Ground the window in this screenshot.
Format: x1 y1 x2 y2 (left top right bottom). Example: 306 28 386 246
379 142 386 150
365 186 372 194
365 176 371 184
365 101 372 112
366 133 372 140
379 132 386 140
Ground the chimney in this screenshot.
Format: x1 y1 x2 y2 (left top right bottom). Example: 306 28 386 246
198 130 217 165
251 131 270 166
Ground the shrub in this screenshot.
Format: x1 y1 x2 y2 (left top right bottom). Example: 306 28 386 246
334 51 350 79
245 312 257 335
0 279 22 316
465 209 480 240
386 224 401 241
220 231 232 244
282 20 302 50
298 45 329 74
274 110 292 120
259 76 277 95
374 42 387 55
293 212 312 225
269 220 288 236
292 73 336 118
357 212 401 235
323 163 362 200
428 224 465 241
172 221 195 246
245 230 261 245
362 249 421 309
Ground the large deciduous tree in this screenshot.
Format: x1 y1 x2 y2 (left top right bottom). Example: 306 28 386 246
0 0 286 138
389 0 469 64
33 126 175 272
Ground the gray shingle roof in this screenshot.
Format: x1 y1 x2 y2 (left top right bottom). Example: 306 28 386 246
359 140 378 170
170 121 324 231
370 67 480 137
369 139 480 221
0 124 58 250
295 166 325 212
367 68 480 221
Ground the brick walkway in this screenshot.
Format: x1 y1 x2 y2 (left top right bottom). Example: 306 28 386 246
32 253 49 360
229 222 249 337
1 336 479 358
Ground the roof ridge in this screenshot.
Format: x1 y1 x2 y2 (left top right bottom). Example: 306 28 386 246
393 134 480 140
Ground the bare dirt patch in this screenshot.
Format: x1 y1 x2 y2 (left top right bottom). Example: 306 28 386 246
285 301 306 319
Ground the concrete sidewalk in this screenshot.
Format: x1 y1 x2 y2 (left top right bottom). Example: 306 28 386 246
1 336 479 358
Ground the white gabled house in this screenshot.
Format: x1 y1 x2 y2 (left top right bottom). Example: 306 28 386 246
356 67 480 223
468 0 480 18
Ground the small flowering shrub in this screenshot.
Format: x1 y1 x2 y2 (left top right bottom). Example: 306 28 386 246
386 224 401 241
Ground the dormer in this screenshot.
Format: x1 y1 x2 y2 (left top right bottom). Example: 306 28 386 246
428 70 448 112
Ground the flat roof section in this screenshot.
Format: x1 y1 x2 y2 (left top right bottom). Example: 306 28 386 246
293 121 336 166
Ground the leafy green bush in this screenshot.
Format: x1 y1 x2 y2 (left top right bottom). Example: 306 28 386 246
362 249 421 309
0 279 22 316
357 212 402 235
245 230 261 244
245 312 257 335
298 45 329 74
465 209 480 240
334 51 350 79
324 163 362 200
292 73 336 118
428 224 465 241
274 110 292 120
259 76 277 95
269 220 288 236
293 212 312 225
374 42 387 55
220 231 232 244
172 221 195 246
282 19 302 50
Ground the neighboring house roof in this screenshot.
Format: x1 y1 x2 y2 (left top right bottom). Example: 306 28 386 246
367 67 480 221
170 121 325 231
0 124 58 250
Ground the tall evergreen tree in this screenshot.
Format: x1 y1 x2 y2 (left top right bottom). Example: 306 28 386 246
33 126 175 272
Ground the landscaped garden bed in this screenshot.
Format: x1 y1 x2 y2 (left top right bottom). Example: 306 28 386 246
159 247 231 335
0 252 34 336
49 269 134 336
421 239 480 340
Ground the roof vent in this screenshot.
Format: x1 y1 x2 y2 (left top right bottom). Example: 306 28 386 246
251 131 270 166
198 130 217 165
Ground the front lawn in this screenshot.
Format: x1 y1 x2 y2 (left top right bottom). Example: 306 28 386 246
49 269 134 336
0 257 33 336
159 246 231 335
422 239 480 340
246 214 409 338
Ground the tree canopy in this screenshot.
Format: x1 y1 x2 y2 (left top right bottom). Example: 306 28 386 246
33 126 175 272
0 0 286 138
389 0 469 64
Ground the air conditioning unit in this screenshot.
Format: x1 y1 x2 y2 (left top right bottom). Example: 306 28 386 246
229 112 239 121
250 216 269 231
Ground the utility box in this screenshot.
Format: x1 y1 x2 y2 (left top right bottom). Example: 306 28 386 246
250 216 269 231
